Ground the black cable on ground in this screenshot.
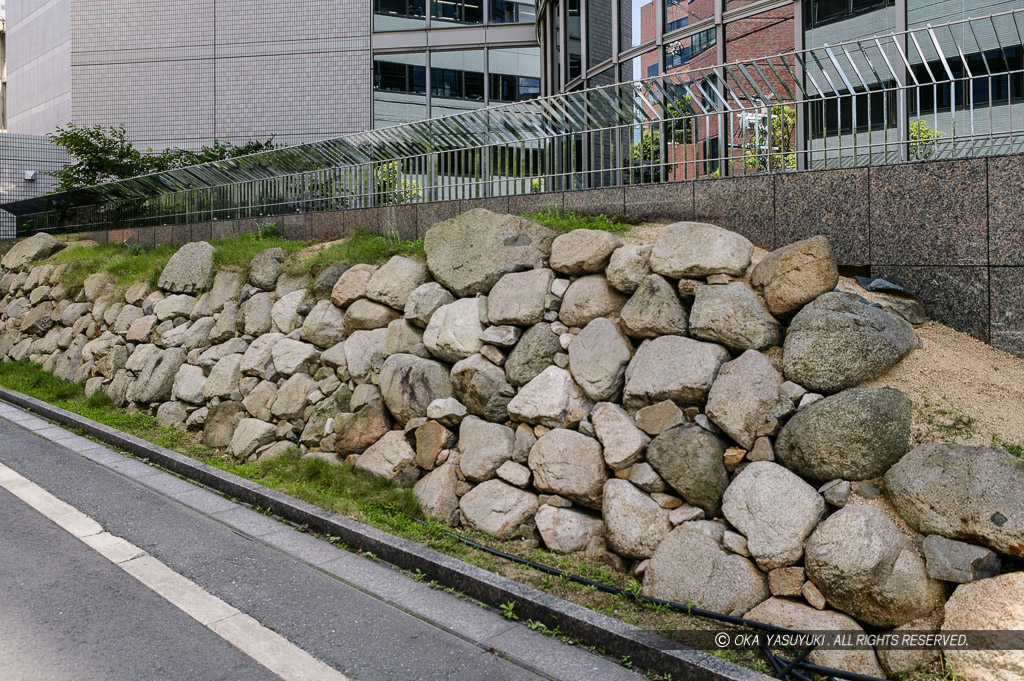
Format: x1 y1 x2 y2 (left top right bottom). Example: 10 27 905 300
408 515 886 681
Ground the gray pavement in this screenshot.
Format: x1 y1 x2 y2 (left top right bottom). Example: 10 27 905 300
0 402 645 681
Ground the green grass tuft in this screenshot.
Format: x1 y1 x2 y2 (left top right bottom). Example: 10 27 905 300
281 229 425 279
524 208 633 235
209 230 307 273
49 242 177 293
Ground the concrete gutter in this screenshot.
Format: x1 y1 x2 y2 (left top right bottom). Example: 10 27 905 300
0 385 770 681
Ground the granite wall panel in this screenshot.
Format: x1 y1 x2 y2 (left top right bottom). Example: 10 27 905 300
508 192 562 216
986 155 1024 266
564 188 625 218
693 175 774 250
990 267 1024 356
872 265 990 343
623 182 694 223
869 159 988 266
417 201 465 237
775 168 870 266
460 196 511 216
379 205 419 241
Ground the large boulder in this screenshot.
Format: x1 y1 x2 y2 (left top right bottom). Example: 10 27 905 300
605 244 652 294
344 328 388 380
424 209 556 297
271 290 307 334
378 353 453 425
459 479 539 538
354 431 420 487
413 463 461 526
745 599 886 677
207 271 243 314
507 366 591 429
885 442 1024 558
536 505 605 554
157 241 215 294
689 282 780 351
240 292 272 335
559 275 627 328
343 299 401 334
4 233 65 270
333 401 393 456
591 402 649 471
270 338 319 376
646 424 729 517
649 222 754 278
804 506 946 628
504 322 562 387
528 429 607 508
423 297 485 363
643 521 769 615
751 235 840 318
331 263 378 307
172 364 207 405
365 255 429 310
776 388 911 482
203 401 246 448
450 354 515 423
783 292 918 393
311 262 349 298
942 572 1024 681
602 479 671 559
620 274 689 339
229 418 277 459
240 332 285 376
623 335 730 408
705 350 783 450
127 347 186 404
487 268 553 326
270 373 316 420
549 229 623 275
722 462 825 570
248 247 286 290
203 353 243 400
404 282 454 329
300 300 346 348
458 416 515 482
567 317 632 402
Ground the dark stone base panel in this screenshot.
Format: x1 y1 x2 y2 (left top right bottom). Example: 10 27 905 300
872 265 990 343
774 168 870 266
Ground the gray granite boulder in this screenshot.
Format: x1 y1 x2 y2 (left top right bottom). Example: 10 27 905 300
941 572 1024 681
365 255 430 310
528 429 607 508
805 506 946 628
606 244 653 294
158 241 215 294
229 418 277 459
3 233 65 271
649 222 754 278
413 463 461 526
507 366 591 429
487 268 553 326
705 350 784 450
458 416 515 482
568 317 632 402
423 297 486 363
536 505 605 554
354 431 420 487
248 247 286 290
602 479 671 559
644 521 769 615
722 461 826 570
885 442 1024 558
270 373 316 420
549 229 623 275
591 402 649 471
333 400 393 456
343 299 401 334
404 282 455 329
459 479 539 537
128 347 186 404
689 282 780 351
646 424 730 517
921 535 1002 584
559 275 627 328
623 335 730 408
424 209 556 297
620 274 689 339
379 353 453 425
450 353 515 423
776 387 911 482
301 299 346 348
311 262 349 298
505 322 562 387
783 292 918 393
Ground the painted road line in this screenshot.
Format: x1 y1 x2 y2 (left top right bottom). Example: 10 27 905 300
0 462 350 681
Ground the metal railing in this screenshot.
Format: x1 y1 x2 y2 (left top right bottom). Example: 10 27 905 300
8 7 1024 235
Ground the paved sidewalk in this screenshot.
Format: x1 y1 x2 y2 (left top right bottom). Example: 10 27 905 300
0 400 645 681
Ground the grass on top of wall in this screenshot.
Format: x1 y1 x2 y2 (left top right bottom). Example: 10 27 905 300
49 242 179 294
280 229 425 279
524 208 634 235
209 225 306 272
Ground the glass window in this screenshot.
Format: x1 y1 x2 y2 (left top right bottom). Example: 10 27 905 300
431 0 483 24
431 50 487 116
665 28 717 73
587 0 613 69
567 0 582 81
490 0 535 23
666 0 714 34
373 52 428 128
489 47 542 102
373 0 427 31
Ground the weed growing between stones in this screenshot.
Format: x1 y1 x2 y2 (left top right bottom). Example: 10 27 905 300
523 208 633 234
914 395 978 441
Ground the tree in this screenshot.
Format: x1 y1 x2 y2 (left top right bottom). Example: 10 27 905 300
631 129 663 184
47 123 275 192
908 119 944 160
742 104 797 172
374 160 423 205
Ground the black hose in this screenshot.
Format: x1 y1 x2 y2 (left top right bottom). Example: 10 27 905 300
407 514 889 681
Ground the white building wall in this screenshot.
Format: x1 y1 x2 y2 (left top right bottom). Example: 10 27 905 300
6 0 72 136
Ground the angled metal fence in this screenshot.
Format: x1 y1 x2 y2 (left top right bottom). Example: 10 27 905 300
7 7 1024 235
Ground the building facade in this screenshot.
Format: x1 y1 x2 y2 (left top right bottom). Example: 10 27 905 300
5 0 541 149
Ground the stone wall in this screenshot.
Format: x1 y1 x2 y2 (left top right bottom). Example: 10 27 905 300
70 153 1024 358
4 210 1024 681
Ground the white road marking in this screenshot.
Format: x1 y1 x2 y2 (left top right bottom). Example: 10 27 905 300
0 462 350 681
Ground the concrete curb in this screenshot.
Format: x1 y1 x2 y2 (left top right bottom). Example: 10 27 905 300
0 385 769 681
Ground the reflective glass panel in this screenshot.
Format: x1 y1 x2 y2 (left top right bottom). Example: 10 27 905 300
373 0 427 31
373 52 428 128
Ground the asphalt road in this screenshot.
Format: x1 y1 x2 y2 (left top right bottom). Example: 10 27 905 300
0 408 644 681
